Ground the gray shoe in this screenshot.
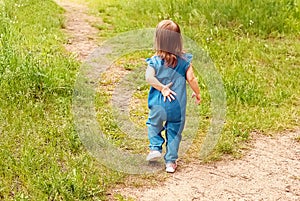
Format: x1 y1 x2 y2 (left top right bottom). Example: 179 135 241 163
146 150 162 161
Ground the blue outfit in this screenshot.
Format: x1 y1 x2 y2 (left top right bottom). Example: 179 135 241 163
146 53 193 163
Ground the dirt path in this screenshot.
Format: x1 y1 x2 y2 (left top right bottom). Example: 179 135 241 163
55 1 300 200
55 0 101 60
116 131 300 201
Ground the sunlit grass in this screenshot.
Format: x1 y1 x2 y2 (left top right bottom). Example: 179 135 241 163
1 0 299 200
91 0 300 159
0 0 124 200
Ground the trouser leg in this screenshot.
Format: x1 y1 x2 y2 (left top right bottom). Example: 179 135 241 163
146 106 166 152
164 120 185 163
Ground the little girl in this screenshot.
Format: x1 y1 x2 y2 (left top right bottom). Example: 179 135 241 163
145 20 201 173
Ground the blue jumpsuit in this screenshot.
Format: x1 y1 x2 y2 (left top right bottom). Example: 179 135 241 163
146 53 192 163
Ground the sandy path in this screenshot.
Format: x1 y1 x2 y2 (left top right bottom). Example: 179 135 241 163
55 0 101 60
55 1 300 200
117 131 300 201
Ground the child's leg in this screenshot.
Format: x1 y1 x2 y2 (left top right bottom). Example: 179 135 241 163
147 126 165 151
146 106 167 152
164 120 185 163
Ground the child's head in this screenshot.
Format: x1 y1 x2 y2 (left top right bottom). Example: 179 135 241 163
155 20 183 67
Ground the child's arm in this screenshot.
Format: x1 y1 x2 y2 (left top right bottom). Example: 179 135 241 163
145 66 177 102
186 64 201 104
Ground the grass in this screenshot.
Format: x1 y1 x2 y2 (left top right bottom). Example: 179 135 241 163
1 0 299 200
0 0 125 200
88 0 300 158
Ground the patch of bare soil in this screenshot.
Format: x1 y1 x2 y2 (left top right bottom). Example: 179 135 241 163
55 0 101 61
115 131 300 201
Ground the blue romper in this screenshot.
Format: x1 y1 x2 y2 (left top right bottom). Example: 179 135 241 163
146 53 192 163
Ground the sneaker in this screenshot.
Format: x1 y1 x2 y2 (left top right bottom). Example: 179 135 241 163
146 150 162 161
165 162 177 173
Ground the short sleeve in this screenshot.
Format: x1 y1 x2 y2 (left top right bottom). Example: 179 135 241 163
183 53 193 71
145 56 163 71
146 57 154 67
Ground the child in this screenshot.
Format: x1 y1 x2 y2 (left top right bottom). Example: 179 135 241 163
145 20 201 173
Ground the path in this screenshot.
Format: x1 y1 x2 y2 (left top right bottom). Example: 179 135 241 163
116 131 300 201
55 1 300 200
55 0 101 60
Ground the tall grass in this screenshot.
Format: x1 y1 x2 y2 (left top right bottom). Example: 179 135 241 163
0 0 123 200
91 0 300 36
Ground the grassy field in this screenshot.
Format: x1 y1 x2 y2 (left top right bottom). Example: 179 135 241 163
0 0 124 200
90 0 300 158
0 0 299 200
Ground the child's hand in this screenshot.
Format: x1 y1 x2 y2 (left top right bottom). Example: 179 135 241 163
192 92 201 104
161 82 177 102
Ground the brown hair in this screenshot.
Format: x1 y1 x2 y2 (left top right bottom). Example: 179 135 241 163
155 20 183 67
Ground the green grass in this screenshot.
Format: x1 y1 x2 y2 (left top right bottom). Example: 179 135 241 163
95 52 152 154
1 0 300 200
0 0 124 200
89 0 300 157
88 0 300 36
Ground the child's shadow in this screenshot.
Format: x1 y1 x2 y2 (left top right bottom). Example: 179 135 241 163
148 160 163 168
